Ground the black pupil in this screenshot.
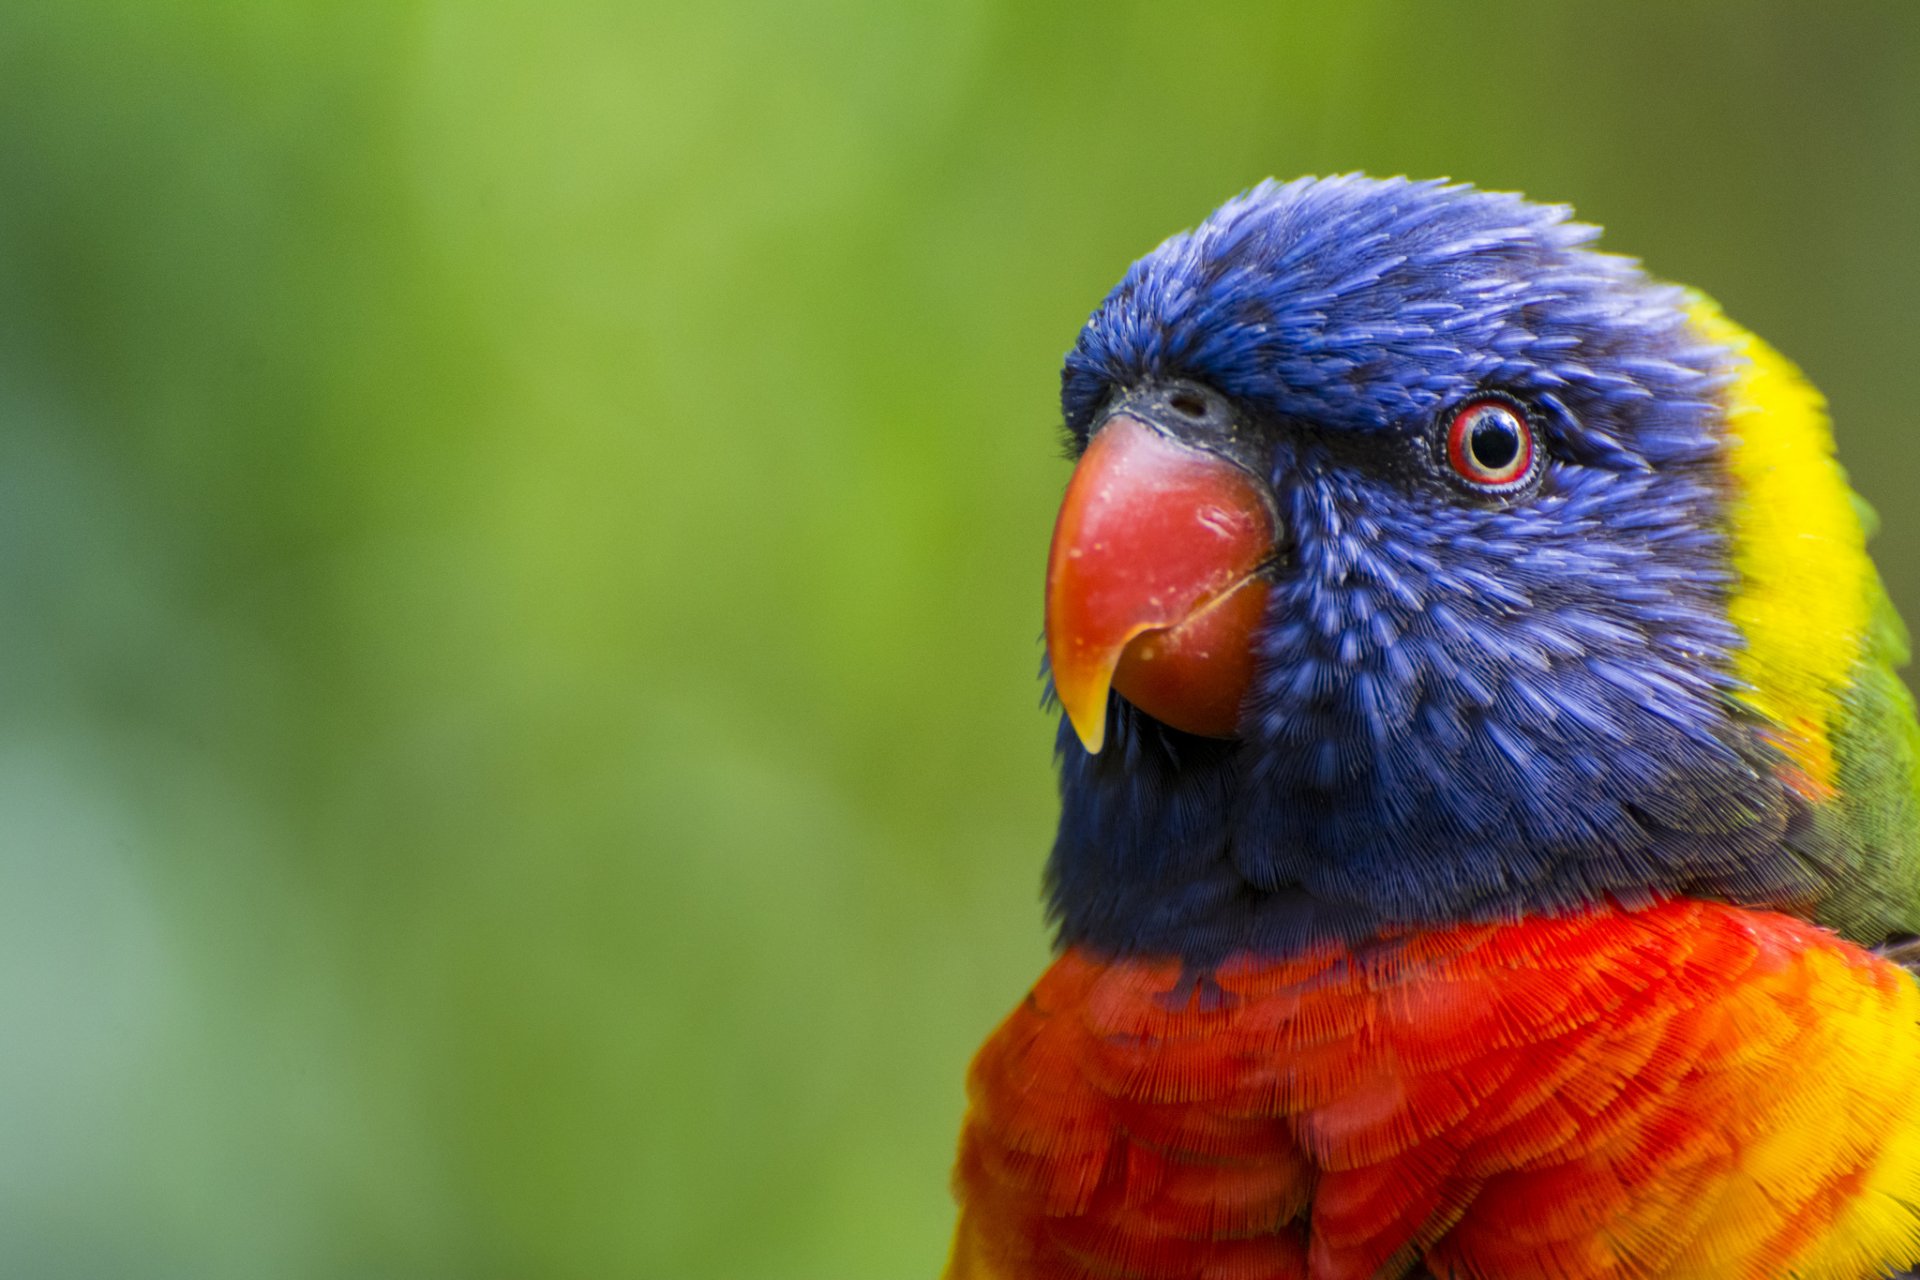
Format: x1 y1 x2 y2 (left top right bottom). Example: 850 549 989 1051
1469 410 1521 471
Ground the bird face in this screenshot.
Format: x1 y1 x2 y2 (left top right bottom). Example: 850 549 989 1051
1040 176 1886 958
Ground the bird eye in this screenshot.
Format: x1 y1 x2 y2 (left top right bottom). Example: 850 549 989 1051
1443 398 1535 490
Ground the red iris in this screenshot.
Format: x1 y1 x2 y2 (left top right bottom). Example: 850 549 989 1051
1445 398 1534 489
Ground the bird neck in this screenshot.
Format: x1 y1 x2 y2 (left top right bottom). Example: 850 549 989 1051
1045 711 1838 963
1046 724 1324 961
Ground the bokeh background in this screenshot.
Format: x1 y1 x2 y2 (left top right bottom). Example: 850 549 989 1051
2 2 1917 1276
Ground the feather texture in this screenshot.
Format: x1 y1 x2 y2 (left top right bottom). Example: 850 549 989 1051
949 902 1920 1280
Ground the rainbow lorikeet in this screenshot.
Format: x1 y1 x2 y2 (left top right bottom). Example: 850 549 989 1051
945 176 1920 1280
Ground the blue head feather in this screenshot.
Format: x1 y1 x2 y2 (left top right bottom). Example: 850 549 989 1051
1048 176 1817 959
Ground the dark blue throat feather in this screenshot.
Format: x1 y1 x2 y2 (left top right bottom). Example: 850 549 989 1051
1047 176 1820 961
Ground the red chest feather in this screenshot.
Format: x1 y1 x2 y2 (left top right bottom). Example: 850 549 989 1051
946 901 1920 1280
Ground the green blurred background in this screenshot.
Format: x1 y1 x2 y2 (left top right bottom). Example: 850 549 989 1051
2 2 1916 1276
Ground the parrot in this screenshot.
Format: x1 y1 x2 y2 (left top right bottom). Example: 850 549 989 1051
944 175 1920 1280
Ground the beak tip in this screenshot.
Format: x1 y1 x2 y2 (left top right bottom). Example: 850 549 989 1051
1069 712 1107 756
1054 671 1110 755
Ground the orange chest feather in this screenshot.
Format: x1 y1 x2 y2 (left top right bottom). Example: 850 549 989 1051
947 901 1920 1280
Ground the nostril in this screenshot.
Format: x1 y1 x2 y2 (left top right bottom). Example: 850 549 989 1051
1168 391 1209 419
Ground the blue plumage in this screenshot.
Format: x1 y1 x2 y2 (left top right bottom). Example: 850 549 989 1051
1047 176 1819 959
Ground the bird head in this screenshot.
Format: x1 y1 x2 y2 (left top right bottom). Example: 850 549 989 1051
1042 175 1917 958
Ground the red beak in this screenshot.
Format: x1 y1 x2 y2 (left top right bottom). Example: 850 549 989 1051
1044 412 1276 754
